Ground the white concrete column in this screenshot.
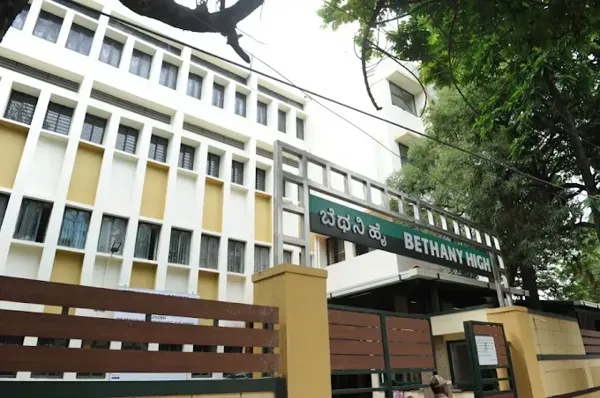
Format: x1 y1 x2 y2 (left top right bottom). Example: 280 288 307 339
188 142 208 295
201 71 214 106
288 108 297 138
22 0 43 35
119 36 135 73
176 47 192 95
217 150 233 301
149 50 164 84
56 10 74 48
224 81 236 114
244 139 257 303
88 15 109 62
247 75 258 124
267 100 278 131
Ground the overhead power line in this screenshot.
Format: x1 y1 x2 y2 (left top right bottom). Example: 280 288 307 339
56 0 578 194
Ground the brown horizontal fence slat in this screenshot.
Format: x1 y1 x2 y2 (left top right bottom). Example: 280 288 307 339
385 316 431 332
581 329 600 338
389 355 435 369
328 309 380 327
486 393 515 398
329 340 384 356
387 342 435 356
582 337 600 346
585 346 600 354
386 329 432 343
473 324 505 337
0 310 279 347
0 276 278 323
0 345 278 373
329 324 382 341
330 354 385 370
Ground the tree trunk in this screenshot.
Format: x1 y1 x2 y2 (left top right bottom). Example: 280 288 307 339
521 265 541 309
0 0 28 41
546 73 600 242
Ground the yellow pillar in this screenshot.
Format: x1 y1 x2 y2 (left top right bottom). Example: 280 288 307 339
252 264 332 398
487 306 545 398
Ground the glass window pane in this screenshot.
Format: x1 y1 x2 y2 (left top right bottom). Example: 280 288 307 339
116 125 138 154
212 83 224 108
296 117 305 140
255 168 266 191
187 73 202 99
257 101 268 125
4 91 38 125
97 215 127 254
235 92 246 117
43 102 73 135
14 199 52 243
33 11 63 43
58 208 91 249
134 222 160 260
66 24 94 55
99 37 123 67
278 110 286 133
0 193 9 228
169 228 191 265
12 6 29 30
231 160 244 185
206 153 220 178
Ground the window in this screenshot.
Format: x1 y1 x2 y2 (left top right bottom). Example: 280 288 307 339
187 73 203 99
66 24 94 55
255 168 266 191
206 153 220 178
0 194 8 228
42 102 73 135
398 143 409 167
33 11 63 43
12 5 29 30
160 61 179 90
296 117 305 140
254 245 269 273
159 343 183 352
13 199 53 243
4 91 37 125
283 250 292 264
355 244 369 256
58 207 91 249
129 49 152 79
200 234 219 269
97 215 127 254
231 160 244 185
278 110 287 133
257 101 268 125
169 228 191 265
116 125 138 154
179 144 195 170
0 335 23 378
227 239 245 273
390 81 417 115
235 92 246 117
31 338 69 379
134 222 160 260
212 83 225 108
81 114 107 144
99 37 123 67
448 340 474 388
326 238 345 265
148 135 168 163
77 340 110 379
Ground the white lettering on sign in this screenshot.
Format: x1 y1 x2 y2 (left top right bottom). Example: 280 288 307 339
319 207 387 247
475 335 498 366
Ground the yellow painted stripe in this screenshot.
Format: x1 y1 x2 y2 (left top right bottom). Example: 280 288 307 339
198 271 219 326
67 142 103 205
0 121 27 189
129 262 156 290
254 194 272 243
202 177 223 232
140 162 169 220
46 250 83 314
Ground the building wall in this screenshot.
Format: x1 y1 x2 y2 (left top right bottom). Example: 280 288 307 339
0 0 310 382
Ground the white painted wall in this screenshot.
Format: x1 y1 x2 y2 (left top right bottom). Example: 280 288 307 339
23 136 66 199
171 173 197 230
106 156 136 215
5 243 43 279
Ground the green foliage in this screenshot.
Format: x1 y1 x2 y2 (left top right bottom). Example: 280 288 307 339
319 0 600 301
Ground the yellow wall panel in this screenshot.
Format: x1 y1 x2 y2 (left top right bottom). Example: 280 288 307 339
202 179 223 232
198 271 219 326
254 194 272 243
46 250 83 314
130 262 156 290
67 143 103 205
0 122 27 189
140 162 169 220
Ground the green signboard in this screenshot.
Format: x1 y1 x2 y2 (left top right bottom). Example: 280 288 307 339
309 195 493 277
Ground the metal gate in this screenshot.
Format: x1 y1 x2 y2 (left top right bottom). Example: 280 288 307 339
464 321 518 398
328 305 436 397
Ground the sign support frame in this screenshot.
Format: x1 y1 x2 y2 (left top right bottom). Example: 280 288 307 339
272 140 516 305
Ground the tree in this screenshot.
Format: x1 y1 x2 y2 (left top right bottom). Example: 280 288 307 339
386 87 595 304
318 0 600 240
0 0 263 62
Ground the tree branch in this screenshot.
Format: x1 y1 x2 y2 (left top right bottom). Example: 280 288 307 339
118 0 263 62
360 0 385 111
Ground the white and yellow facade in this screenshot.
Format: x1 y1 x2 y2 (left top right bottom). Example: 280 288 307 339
0 0 309 318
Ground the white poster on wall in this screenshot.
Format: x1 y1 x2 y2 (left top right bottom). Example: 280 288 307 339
475 335 498 366
109 288 200 382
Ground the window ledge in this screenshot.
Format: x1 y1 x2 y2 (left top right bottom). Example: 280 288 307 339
199 267 220 274
205 175 225 186
255 190 272 199
254 240 272 247
0 117 31 134
95 252 124 260
167 263 191 270
65 200 94 211
138 215 163 224
11 239 45 249
230 183 249 193
147 158 170 170
56 246 86 255
226 271 246 278
78 139 105 153
177 167 199 178
40 129 69 143
132 258 159 266
113 149 139 162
